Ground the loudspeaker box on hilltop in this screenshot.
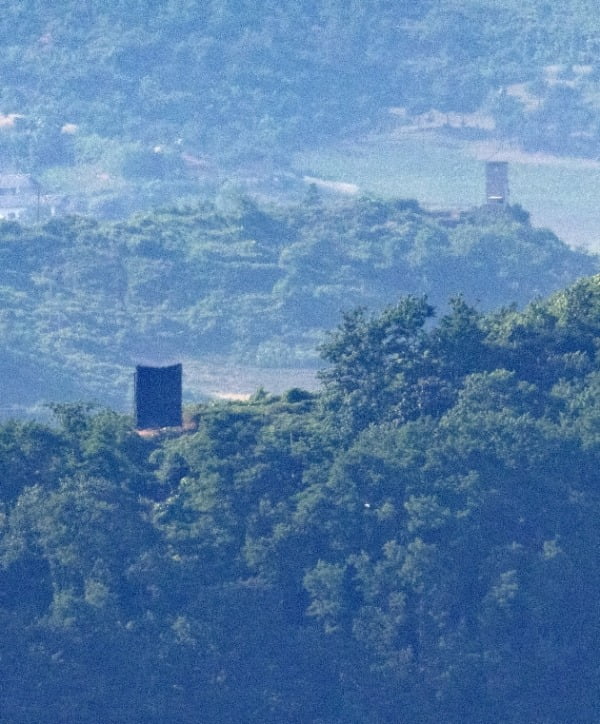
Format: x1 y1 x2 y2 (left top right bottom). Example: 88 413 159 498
134 364 182 429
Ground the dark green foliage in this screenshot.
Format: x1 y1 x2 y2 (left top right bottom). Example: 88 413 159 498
5 276 600 720
318 297 436 433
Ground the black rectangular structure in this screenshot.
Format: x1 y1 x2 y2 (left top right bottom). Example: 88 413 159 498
134 364 182 429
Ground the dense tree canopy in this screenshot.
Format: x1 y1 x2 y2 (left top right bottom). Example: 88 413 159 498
3 5 600 718
4 275 600 721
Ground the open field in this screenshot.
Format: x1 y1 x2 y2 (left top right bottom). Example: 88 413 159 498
294 131 600 252
182 358 320 401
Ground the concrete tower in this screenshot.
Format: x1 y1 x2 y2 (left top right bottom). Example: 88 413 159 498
485 161 509 207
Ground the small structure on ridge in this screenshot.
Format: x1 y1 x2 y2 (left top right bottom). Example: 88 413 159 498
134 364 182 429
485 161 509 207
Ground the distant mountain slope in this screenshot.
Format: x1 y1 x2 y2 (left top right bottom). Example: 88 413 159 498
1 0 600 177
0 197 596 412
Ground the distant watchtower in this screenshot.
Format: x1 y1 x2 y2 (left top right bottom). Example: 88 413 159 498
485 161 509 207
134 364 182 429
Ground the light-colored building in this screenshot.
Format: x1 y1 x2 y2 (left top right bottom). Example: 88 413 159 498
0 174 40 220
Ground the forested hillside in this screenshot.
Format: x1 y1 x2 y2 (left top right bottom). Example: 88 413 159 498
4 4 600 719
1 197 595 412
4 275 600 721
2 0 600 214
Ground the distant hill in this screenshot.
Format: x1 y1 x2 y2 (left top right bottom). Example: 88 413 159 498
1 0 600 210
0 197 596 413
